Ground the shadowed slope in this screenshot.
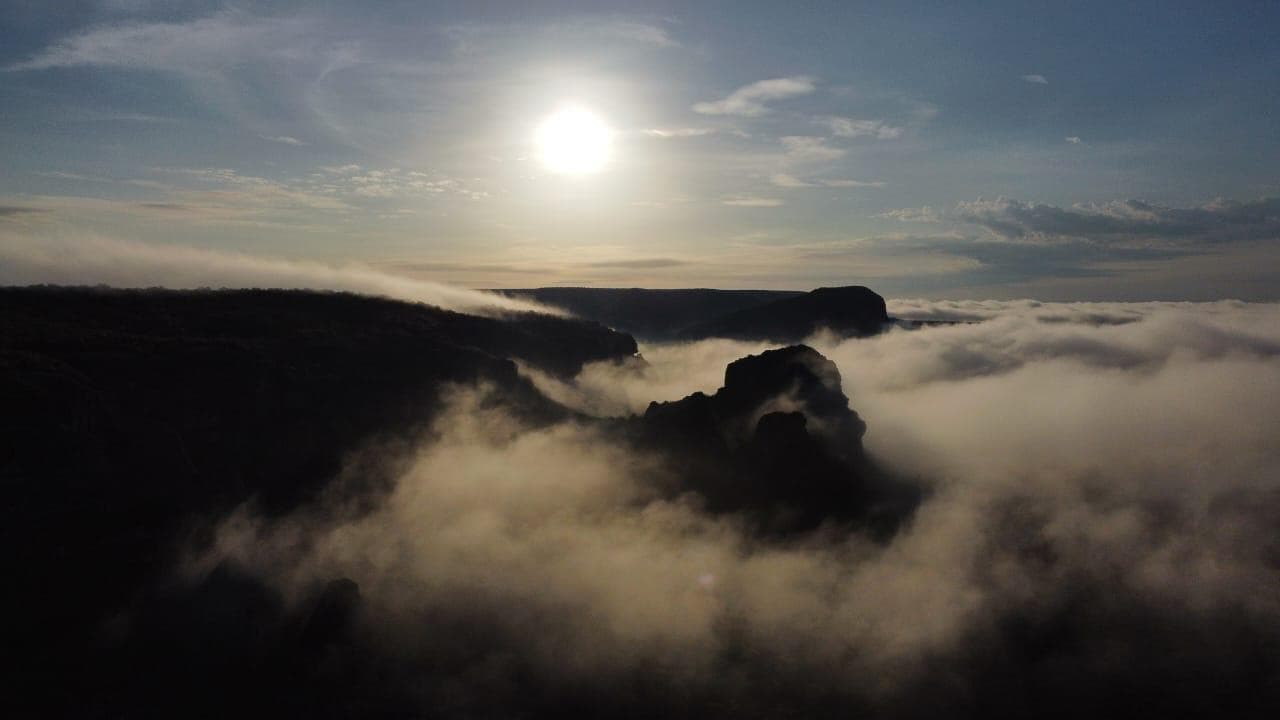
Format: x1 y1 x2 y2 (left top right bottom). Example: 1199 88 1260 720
0 286 638 715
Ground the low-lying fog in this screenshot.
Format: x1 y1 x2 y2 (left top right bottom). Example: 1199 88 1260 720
197 299 1280 715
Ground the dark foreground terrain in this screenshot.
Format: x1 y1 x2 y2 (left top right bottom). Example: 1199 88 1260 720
0 286 912 718
3 286 1278 719
0 287 637 715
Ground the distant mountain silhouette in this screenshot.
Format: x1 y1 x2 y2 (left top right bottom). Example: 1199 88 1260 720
496 287 801 339
500 285 890 341
679 286 889 341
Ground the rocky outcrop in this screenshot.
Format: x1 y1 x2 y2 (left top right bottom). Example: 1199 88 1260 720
634 345 915 535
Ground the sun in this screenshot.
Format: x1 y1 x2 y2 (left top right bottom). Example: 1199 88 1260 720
534 106 613 175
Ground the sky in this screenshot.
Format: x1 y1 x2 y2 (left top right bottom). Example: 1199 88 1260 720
1 0 1278 299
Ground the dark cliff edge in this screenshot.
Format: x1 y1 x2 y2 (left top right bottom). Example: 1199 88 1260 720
0 285 637 518
0 286 639 712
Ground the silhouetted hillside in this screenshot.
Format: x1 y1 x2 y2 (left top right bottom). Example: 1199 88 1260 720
0 286 639 715
0 284 636 520
496 287 801 339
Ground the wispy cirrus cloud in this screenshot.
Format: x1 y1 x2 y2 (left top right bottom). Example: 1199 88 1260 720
957 196 1280 245
875 206 942 222
0 205 49 218
5 12 323 72
769 173 813 188
722 195 783 207
693 76 816 117
823 179 886 188
376 261 550 276
788 195 1280 294
583 258 689 269
260 135 305 146
641 127 716 139
36 171 96 181
870 197 1280 249
446 17 678 50
780 135 845 162
103 112 173 122
12 162 492 232
153 167 352 211
771 173 884 188
1021 74 1049 84
821 116 904 139
165 165 487 203
556 18 679 47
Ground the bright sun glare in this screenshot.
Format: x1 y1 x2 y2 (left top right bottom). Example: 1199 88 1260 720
534 106 613 175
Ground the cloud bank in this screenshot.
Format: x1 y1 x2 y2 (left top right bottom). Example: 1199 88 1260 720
0 234 554 316
193 299 1280 716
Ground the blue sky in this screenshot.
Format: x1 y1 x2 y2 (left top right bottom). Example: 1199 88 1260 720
2 0 1278 298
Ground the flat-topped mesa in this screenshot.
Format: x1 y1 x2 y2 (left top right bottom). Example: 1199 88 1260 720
497 285 891 341
679 285 890 342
